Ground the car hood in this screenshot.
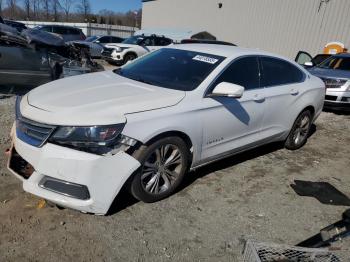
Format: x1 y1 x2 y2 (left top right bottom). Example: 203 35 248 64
308 67 350 80
21 71 185 126
70 40 92 45
105 43 136 49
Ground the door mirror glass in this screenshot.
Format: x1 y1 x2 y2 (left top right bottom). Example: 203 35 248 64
210 82 244 98
304 61 314 67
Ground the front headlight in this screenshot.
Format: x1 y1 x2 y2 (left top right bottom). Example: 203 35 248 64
49 124 136 154
112 47 129 54
112 47 122 53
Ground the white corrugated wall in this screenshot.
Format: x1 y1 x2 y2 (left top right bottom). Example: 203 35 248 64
142 0 350 58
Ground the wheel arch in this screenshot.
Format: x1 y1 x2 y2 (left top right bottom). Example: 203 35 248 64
303 105 315 116
143 130 194 166
124 51 138 59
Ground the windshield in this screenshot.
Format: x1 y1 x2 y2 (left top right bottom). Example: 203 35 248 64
318 56 350 71
114 48 225 91
122 35 144 45
86 36 98 42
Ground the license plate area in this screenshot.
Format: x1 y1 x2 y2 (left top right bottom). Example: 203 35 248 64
8 147 34 179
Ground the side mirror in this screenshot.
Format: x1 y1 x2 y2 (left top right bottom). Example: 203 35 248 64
95 40 100 43
304 61 313 67
210 82 244 98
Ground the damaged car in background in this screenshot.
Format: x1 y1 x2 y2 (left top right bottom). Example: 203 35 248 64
0 22 103 88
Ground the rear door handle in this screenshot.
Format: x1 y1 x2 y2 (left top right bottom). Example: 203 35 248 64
290 89 299 96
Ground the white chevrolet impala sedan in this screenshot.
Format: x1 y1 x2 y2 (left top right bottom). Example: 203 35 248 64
7 45 325 215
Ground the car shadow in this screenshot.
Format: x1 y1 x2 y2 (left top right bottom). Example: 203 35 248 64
213 97 250 125
323 108 350 116
107 142 285 216
108 125 317 216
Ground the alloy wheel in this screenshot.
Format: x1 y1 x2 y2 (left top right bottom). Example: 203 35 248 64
141 144 183 195
292 114 311 145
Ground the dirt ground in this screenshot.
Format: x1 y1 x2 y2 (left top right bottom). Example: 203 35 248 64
0 84 350 261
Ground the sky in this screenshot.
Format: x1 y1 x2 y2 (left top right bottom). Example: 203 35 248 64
90 0 143 13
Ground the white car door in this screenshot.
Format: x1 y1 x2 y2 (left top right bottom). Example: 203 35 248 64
200 56 266 162
259 56 307 138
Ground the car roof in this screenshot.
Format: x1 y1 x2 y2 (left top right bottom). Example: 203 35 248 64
41 24 81 30
171 44 279 59
334 53 350 58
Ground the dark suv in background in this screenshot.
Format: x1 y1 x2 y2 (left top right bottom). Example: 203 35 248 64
35 25 86 42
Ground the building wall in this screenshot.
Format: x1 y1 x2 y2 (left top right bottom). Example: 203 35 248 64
142 0 350 58
21 21 137 38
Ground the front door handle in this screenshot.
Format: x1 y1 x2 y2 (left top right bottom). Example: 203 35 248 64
253 95 265 103
290 89 299 96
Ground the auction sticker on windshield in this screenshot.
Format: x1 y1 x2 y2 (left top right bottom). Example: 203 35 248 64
193 55 219 64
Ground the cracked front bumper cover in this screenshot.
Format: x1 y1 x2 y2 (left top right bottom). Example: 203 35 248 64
7 125 141 215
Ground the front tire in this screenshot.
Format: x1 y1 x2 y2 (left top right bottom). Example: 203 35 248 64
123 53 137 64
285 110 312 150
130 137 189 203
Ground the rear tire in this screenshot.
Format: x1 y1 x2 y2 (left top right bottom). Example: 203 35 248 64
129 137 189 203
285 110 312 150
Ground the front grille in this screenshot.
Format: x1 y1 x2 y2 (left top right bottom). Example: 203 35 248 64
16 118 56 147
320 77 347 89
325 95 338 101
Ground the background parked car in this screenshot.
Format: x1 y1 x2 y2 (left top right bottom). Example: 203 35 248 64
102 34 173 65
73 35 124 58
181 39 236 46
2 19 27 32
306 53 350 111
295 51 332 68
0 23 102 88
35 25 86 42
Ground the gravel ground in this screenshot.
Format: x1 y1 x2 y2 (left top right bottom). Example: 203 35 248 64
0 85 349 261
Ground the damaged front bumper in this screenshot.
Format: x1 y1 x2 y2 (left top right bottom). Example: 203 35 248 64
7 125 141 215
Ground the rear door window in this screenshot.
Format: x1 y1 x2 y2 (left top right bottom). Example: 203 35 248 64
142 37 156 46
156 37 172 46
260 57 305 87
67 28 81 35
111 36 123 43
98 36 111 43
40 26 52 32
52 26 68 35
